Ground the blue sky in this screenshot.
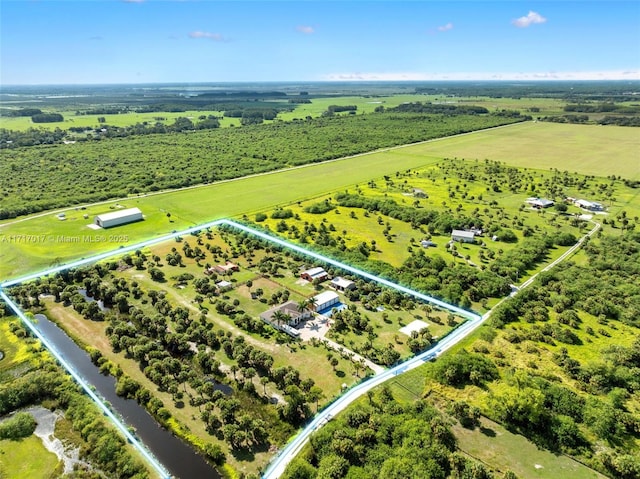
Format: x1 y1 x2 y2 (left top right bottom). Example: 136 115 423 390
1 1 639 84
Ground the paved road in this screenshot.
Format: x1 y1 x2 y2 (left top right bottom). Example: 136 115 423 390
261 220 601 479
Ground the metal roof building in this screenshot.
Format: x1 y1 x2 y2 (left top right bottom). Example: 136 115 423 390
94 207 143 228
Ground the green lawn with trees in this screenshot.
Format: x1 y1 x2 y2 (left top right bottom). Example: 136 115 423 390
5 223 468 476
372 231 640 479
0 317 154 479
256 159 639 311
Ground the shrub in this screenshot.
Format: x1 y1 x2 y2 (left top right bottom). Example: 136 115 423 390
0 412 37 439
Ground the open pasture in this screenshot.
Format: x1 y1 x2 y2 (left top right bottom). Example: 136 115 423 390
0 94 569 132
0 109 235 131
0 149 444 279
414 121 640 179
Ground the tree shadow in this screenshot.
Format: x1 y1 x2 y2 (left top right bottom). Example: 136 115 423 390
230 441 271 463
480 426 496 437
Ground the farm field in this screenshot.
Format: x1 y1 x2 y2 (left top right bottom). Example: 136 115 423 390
414 121 640 179
0 93 569 132
0 143 450 280
2 121 639 281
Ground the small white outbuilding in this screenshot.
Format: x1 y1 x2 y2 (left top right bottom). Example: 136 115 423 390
94 207 143 228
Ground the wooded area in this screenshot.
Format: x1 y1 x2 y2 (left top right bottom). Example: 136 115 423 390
0 112 522 219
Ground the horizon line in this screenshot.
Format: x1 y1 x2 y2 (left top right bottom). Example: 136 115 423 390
3 78 640 88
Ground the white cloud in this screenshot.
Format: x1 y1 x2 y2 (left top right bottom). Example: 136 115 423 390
188 31 227 42
437 23 453 32
513 11 547 28
324 70 640 81
296 25 315 34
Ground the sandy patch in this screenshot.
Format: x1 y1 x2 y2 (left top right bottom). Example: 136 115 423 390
26 406 85 474
399 319 429 336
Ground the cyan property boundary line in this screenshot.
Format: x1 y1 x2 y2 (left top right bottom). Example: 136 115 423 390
0 289 173 479
0 218 479 479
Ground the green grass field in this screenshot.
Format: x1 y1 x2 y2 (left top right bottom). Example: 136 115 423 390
414 121 640 180
1 122 637 281
453 417 607 479
0 436 61 479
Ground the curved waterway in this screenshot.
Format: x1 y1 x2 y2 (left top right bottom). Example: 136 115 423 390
33 314 221 479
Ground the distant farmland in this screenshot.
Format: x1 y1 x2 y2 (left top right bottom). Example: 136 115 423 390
1 121 638 279
412 121 640 179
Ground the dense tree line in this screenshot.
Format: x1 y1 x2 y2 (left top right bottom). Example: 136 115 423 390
2 107 43 117
389 101 490 115
414 81 640 102
327 105 357 113
598 115 640 127
564 103 640 114
0 112 522 219
31 113 64 123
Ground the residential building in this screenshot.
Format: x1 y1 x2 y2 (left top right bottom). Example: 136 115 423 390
260 300 312 327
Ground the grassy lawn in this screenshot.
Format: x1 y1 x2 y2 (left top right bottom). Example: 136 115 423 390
386 359 607 479
453 416 607 479
0 436 61 479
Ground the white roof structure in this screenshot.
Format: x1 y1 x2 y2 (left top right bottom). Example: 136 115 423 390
331 277 355 290
95 207 142 223
313 291 339 308
525 197 554 208
302 267 327 279
94 207 143 229
451 229 475 240
576 199 604 211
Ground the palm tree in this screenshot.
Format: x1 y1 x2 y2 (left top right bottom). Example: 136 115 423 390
307 386 325 412
306 296 318 315
272 310 290 330
260 376 270 395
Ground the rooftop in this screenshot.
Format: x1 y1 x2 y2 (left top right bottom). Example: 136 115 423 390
313 290 339 306
95 207 142 222
451 229 475 239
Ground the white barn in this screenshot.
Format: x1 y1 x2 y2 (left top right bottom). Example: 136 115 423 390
451 229 475 243
94 207 143 228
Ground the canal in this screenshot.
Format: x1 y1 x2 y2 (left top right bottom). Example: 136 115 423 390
33 314 221 479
